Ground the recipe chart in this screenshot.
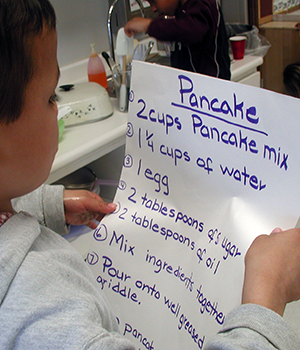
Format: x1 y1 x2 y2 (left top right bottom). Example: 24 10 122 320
87 61 300 349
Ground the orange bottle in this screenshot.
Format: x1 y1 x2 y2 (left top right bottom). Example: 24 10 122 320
88 43 108 90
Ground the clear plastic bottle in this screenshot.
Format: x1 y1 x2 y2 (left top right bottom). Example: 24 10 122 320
88 43 108 90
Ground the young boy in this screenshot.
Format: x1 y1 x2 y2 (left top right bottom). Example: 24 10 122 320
124 0 231 80
0 0 299 349
0 0 134 348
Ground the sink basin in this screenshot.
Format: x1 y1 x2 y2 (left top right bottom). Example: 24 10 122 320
135 37 171 66
146 52 171 66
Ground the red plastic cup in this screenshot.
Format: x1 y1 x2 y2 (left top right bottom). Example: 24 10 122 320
229 36 247 60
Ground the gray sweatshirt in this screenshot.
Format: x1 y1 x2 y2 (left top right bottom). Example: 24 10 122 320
205 304 300 349
1 185 134 349
0 184 298 349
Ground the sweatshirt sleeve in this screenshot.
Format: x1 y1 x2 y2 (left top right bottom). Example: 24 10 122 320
148 0 217 44
204 304 300 350
12 184 68 235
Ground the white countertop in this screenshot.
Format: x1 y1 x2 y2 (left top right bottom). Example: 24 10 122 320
230 55 263 82
47 98 127 184
49 54 263 184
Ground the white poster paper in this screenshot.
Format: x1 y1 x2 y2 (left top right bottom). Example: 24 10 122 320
87 61 300 349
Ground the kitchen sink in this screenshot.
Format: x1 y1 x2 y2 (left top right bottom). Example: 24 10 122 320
136 36 171 67
146 52 171 66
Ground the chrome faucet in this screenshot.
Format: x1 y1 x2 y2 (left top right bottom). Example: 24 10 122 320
107 0 146 62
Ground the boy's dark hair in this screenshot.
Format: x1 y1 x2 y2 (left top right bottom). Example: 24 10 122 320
283 62 300 98
0 0 56 124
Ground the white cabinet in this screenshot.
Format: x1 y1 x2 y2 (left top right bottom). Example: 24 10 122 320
238 71 261 86
230 55 263 87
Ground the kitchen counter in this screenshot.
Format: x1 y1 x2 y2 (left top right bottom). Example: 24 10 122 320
230 55 263 83
47 98 127 184
48 54 263 184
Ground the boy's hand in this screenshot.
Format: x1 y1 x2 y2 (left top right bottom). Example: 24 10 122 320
124 17 153 37
242 227 300 316
63 190 116 229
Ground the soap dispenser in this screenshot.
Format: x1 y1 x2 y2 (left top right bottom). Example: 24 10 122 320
88 43 108 90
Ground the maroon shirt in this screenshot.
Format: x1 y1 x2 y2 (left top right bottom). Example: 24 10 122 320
148 0 230 80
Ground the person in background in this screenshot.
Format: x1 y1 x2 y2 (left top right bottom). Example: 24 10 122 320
124 0 231 80
0 0 299 349
283 62 300 97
